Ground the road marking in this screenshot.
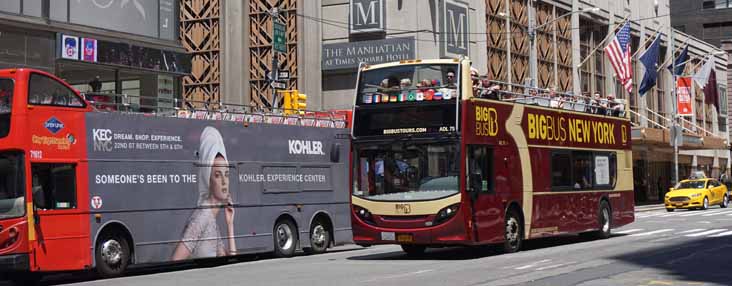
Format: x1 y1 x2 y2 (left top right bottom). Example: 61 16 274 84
615 229 644 234
676 229 706 234
514 259 552 270
631 229 674 236
678 211 712 217
700 210 730 216
710 230 732 237
685 229 727 237
535 262 574 271
362 269 434 283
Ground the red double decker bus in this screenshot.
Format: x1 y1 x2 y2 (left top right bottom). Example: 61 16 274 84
350 58 634 255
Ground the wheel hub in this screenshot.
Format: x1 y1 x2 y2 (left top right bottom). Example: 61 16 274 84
312 225 326 246
101 239 122 265
506 217 519 246
277 224 293 250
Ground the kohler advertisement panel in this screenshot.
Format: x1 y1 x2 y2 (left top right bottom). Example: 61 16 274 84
85 113 349 263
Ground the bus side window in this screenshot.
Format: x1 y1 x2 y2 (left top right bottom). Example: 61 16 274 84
468 145 494 193
31 163 77 210
28 73 85 108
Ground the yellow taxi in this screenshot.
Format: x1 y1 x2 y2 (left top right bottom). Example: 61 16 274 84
665 178 729 212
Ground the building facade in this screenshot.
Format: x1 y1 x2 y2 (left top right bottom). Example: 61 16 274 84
670 0 732 48
0 0 190 112
186 0 729 204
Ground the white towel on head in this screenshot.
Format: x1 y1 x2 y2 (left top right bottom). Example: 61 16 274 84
198 126 227 206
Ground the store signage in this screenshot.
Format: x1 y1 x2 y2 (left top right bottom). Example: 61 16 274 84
440 0 469 58
82 38 98 62
676 77 692 116
322 37 415 70
61 35 79 60
350 0 385 34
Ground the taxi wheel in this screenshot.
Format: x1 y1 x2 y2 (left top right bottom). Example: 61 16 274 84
666 208 674 212
721 195 729 208
701 197 709 210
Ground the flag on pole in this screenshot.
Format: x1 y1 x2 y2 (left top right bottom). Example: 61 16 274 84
668 45 689 76
604 22 633 93
704 70 719 110
692 55 714 89
638 35 661 96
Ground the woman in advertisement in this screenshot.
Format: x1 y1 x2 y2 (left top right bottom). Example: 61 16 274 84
172 126 237 260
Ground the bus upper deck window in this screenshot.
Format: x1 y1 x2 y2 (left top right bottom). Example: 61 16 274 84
0 79 13 138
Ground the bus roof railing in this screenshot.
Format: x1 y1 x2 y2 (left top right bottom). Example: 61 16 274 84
81 92 349 129
474 80 628 119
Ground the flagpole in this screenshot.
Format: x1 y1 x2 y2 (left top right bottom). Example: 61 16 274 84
631 25 664 59
577 15 630 68
671 28 679 185
658 38 690 73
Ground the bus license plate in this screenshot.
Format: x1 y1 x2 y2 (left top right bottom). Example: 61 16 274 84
397 234 413 243
381 232 395 241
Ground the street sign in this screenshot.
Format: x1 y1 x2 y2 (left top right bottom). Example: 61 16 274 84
670 125 683 147
273 21 286 53
271 81 287 89
278 71 290 80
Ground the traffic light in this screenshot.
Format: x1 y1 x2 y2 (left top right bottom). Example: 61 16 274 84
293 92 307 114
279 90 292 114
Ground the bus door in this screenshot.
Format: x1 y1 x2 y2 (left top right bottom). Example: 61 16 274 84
466 145 503 242
26 72 90 271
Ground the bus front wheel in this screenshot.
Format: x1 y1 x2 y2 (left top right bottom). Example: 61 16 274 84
95 231 131 278
502 210 523 253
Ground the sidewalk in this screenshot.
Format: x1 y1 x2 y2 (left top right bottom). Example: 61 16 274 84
635 203 666 212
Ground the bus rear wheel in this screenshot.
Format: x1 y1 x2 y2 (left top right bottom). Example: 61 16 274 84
593 201 612 239
400 245 426 256
304 219 331 255
95 231 130 278
502 210 523 253
273 219 298 258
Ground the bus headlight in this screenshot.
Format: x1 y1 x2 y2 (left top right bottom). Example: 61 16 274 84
354 206 375 225
434 204 460 225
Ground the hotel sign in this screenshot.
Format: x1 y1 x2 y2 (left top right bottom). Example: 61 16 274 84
350 0 385 34
440 0 469 58
322 37 415 70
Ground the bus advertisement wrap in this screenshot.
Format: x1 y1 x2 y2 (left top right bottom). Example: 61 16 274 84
84 113 350 264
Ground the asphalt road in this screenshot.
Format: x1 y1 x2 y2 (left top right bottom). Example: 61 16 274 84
8 206 732 286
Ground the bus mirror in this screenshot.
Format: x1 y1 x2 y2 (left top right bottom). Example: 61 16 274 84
330 143 341 163
469 173 482 193
32 186 46 210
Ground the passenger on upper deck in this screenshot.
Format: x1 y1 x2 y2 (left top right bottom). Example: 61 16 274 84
470 67 480 96
0 80 11 113
446 70 457 89
478 76 501 100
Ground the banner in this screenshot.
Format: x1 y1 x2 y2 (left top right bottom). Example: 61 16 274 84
676 77 692 116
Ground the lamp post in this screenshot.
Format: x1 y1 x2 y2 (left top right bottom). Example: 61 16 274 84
526 6 599 88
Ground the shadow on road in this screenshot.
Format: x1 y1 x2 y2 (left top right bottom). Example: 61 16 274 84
347 233 617 261
610 236 732 285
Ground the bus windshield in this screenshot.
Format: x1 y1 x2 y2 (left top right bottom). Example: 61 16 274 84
353 142 460 201
0 78 12 138
0 153 25 219
356 64 459 105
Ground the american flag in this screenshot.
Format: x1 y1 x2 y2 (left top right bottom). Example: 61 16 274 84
604 22 633 93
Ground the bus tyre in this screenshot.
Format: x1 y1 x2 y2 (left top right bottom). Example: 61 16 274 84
304 219 331 255
502 210 523 253
95 231 130 278
593 201 612 239
273 219 298 258
702 197 709 210
721 195 728 208
401 245 426 256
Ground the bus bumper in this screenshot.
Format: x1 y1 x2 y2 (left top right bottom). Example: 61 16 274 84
352 216 470 246
0 253 30 272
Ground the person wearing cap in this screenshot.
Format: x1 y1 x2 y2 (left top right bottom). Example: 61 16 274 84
607 94 622 116
479 76 501 100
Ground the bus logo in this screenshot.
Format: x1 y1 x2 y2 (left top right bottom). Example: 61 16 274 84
91 196 103 209
288 140 326 155
93 128 114 152
44 117 65 134
395 203 412 214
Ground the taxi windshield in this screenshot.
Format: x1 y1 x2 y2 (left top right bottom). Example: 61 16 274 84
675 181 706 189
